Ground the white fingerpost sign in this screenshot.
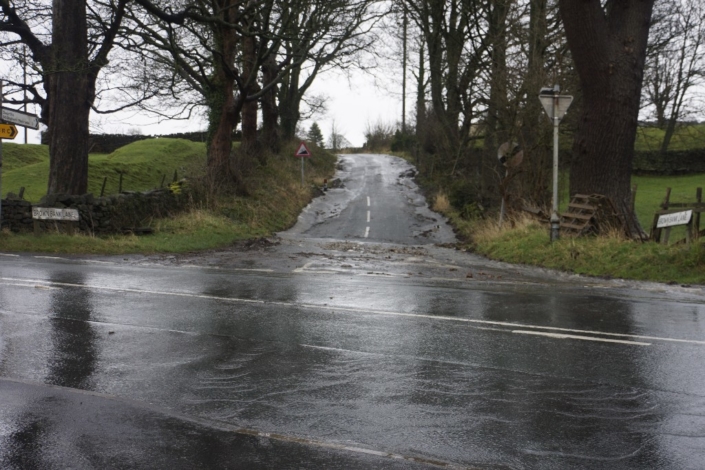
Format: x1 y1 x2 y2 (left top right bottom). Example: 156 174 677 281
1 107 40 130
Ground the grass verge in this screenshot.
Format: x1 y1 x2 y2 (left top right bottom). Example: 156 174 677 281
435 199 705 285
0 139 336 255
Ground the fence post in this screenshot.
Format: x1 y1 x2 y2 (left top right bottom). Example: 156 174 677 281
696 187 702 239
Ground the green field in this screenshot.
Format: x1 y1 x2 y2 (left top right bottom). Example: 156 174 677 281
2 139 206 202
635 124 705 152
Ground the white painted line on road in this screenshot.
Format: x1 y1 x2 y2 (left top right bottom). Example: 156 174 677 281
366 196 370 207
233 428 456 468
512 330 651 346
0 282 60 290
364 226 370 238
180 265 275 273
293 261 315 273
81 260 116 265
0 276 268 306
34 256 65 260
0 253 20 257
367 210 370 223
2 275 704 347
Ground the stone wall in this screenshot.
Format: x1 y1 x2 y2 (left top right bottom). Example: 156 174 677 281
1 186 187 234
0 196 32 232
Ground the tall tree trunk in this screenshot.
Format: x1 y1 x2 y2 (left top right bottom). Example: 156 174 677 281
206 83 240 184
206 2 241 186
519 0 550 205
260 55 280 153
46 0 91 195
240 33 260 161
415 40 426 167
278 63 301 141
559 0 655 235
424 0 459 152
481 0 510 206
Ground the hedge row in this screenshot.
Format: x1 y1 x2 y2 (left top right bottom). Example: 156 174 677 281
40 131 223 154
632 148 705 175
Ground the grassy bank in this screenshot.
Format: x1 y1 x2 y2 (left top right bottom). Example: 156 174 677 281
2 139 207 202
0 139 336 254
431 180 705 285
469 215 705 285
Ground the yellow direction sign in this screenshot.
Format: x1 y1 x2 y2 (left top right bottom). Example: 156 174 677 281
0 123 18 139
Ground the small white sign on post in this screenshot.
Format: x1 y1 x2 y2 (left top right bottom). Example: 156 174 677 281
32 207 80 221
657 210 692 228
539 95 574 123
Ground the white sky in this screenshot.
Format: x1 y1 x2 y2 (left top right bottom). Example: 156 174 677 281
5 66 403 149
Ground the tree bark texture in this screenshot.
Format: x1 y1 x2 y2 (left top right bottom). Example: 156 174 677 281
240 32 260 161
206 1 242 186
46 0 91 195
481 0 510 206
278 63 301 142
559 0 655 234
518 0 551 206
260 55 280 153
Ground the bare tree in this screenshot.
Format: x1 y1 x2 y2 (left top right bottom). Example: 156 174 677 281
276 0 380 141
0 0 129 195
127 0 378 187
404 0 490 156
642 0 705 154
328 119 350 151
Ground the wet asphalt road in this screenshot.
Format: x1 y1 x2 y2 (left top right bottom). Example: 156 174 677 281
2 153 705 469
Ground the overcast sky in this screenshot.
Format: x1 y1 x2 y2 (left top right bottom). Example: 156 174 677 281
5 65 403 149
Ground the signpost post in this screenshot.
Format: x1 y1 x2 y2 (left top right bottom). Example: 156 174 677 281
295 141 312 187
0 81 41 230
0 81 3 229
539 85 573 242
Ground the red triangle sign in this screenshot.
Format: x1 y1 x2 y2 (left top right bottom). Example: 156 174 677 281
295 141 311 157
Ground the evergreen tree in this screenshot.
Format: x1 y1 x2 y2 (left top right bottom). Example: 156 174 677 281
308 122 325 147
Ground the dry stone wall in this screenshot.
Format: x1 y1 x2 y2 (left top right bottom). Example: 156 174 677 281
1 187 187 234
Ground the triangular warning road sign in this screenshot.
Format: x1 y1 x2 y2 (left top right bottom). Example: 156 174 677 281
295 141 312 157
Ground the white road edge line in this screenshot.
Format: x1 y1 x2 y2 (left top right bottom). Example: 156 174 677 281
0 253 20 257
1 276 703 346
512 330 651 346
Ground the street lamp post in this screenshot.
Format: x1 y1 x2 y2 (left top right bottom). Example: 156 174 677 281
539 85 573 242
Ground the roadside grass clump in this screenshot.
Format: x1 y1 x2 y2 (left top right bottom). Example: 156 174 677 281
0 139 337 255
0 210 245 254
469 215 705 285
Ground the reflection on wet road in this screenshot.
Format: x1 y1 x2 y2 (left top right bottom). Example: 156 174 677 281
2 255 705 468
1 154 705 468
